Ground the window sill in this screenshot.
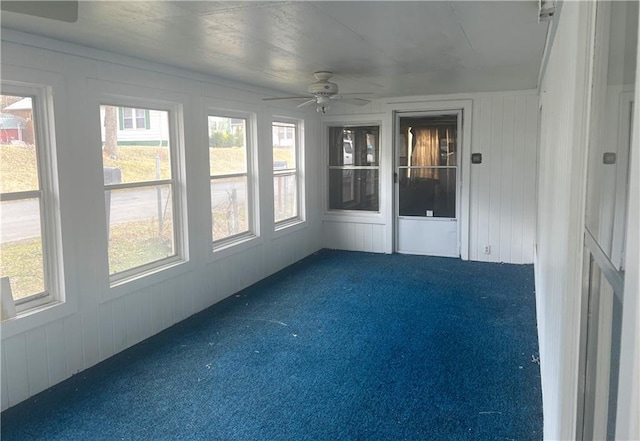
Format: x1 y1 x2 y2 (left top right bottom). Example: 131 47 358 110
1 299 76 340
104 258 191 303
273 218 306 238
211 234 262 262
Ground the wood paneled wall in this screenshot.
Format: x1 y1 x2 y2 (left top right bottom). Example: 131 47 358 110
321 91 539 265
0 35 322 410
469 93 539 264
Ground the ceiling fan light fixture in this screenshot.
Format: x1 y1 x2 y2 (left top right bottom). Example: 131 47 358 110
262 71 370 112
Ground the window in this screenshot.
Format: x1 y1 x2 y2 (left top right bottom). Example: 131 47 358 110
100 104 182 282
272 121 300 225
0 88 59 313
119 107 149 130
209 114 254 246
328 126 379 211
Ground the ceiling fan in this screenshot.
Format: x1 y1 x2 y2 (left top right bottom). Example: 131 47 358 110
263 72 371 115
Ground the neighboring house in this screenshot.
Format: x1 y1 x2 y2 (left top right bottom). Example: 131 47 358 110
2 97 33 144
0 113 28 144
209 116 244 136
99 106 170 146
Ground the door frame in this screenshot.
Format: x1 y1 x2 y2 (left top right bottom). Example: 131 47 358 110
389 99 472 259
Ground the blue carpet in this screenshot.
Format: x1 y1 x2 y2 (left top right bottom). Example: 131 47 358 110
1 250 542 440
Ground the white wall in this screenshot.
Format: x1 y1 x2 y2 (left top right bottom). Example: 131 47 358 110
0 33 323 410
535 2 596 439
320 91 539 265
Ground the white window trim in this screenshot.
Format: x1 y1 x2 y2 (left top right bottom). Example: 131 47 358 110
0 82 65 318
272 118 305 229
99 97 187 287
207 108 259 252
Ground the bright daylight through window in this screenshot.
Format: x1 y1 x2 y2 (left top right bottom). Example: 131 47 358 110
100 105 179 281
272 121 299 224
0 91 55 314
209 115 252 245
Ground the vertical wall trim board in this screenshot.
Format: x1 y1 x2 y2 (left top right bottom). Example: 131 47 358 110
1 345 9 411
111 297 128 355
46 321 68 385
80 307 100 369
64 314 84 376
98 301 115 362
4 335 29 406
500 96 516 263
25 327 49 397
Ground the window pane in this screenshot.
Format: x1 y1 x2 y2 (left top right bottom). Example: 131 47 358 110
0 95 39 193
274 174 297 223
329 169 379 211
209 116 246 175
123 107 133 129
135 109 146 128
0 199 45 300
398 167 457 218
272 122 296 170
399 116 457 167
106 185 175 275
211 176 249 241
100 105 171 184
329 126 379 166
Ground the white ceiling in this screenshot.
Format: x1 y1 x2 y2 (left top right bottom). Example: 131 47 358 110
1 1 549 98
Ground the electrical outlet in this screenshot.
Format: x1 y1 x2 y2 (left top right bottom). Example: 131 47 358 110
483 245 491 254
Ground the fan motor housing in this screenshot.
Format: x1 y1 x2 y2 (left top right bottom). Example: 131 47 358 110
308 81 338 96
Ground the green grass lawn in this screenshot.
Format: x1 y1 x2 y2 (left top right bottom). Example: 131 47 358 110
0 145 39 193
108 218 174 275
103 146 172 182
0 237 44 300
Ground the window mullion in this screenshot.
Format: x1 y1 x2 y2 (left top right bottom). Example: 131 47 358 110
105 179 173 191
0 189 42 201
210 172 247 180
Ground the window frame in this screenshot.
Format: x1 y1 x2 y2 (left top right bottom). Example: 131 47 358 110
208 109 258 251
272 118 304 228
326 124 381 213
0 82 63 314
99 98 186 286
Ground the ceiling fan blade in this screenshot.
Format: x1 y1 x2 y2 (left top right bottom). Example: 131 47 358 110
262 96 310 101
296 99 317 108
1 1 79 23
333 93 375 97
334 97 371 106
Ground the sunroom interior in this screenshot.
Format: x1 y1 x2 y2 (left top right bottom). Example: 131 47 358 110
0 1 638 439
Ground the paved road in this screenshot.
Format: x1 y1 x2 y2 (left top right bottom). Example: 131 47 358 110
0 181 247 243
